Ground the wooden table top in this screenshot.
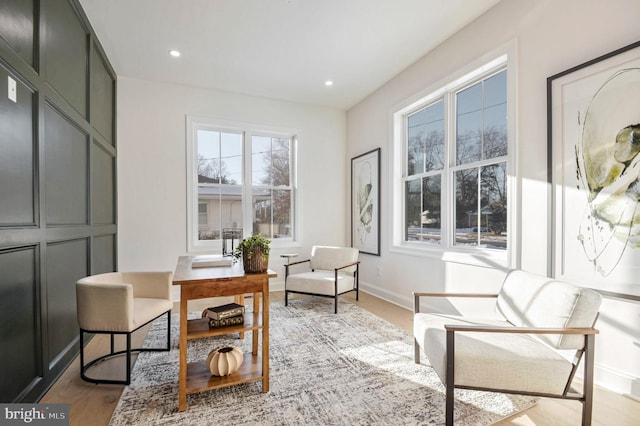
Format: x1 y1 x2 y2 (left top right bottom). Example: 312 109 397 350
172 255 276 286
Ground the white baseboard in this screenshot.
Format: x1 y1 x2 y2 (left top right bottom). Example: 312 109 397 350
269 278 285 292
594 363 640 401
358 280 414 309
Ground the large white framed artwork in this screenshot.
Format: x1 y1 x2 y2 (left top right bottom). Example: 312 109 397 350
548 40 640 300
351 148 380 256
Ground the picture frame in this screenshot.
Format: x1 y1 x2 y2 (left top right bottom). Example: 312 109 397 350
351 148 381 256
548 40 640 300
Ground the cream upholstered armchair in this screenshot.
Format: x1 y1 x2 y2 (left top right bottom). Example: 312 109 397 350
76 271 173 385
413 270 602 426
284 246 360 313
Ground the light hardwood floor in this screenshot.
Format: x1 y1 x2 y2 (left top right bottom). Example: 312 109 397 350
41 291 639 425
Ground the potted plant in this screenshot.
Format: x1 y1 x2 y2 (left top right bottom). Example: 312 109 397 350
234 234 271 273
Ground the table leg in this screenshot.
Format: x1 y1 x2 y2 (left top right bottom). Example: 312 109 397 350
178 291 188 412
262 279 270 393
252 293 259 355
235 294 245 340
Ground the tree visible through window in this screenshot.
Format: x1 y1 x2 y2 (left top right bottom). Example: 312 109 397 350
402 66 508 251
252 136 292 239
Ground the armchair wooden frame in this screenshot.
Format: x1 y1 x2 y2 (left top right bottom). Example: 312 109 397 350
285 258 360 314
414 292 599 426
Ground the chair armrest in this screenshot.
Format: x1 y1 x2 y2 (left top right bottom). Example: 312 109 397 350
285 259 311 279
334 261 360 271
287 258 312 267
413 292 498 313
443 323 600 335
123 271 172 300
76 282 134 331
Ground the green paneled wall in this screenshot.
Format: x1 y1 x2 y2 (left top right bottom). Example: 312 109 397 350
0 66 34 225
0 0 117 402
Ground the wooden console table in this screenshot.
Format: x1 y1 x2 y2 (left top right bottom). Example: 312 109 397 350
172 256 275 412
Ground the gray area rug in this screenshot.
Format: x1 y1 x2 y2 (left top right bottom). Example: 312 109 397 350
109 298 535 425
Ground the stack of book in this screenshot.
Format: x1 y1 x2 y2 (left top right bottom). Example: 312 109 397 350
202 303 245 328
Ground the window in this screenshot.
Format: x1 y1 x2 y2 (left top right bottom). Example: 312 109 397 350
394 54 513 261
251 135 293 239
198 203 208 227
186 117 296 251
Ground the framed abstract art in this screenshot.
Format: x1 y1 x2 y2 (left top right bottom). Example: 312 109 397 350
548 40 640 300
351 148 381 256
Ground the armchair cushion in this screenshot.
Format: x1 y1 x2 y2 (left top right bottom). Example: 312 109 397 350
414 313 573 394
309 246 359 273
496 270 602 349
285 271 355 296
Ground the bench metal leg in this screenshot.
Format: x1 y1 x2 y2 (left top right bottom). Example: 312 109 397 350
445 329 455 426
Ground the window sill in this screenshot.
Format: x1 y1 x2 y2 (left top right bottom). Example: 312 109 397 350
268 238 301 250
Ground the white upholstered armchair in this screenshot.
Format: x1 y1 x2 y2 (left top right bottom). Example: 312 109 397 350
413 269 602 426
284 246 360 313
76 271 173 385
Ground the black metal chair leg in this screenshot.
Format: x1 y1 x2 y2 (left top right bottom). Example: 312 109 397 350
445 330 455 426
79 309 172 385
166 310 171 350
355 268 359 301
80 330 85 375
125 332 132 385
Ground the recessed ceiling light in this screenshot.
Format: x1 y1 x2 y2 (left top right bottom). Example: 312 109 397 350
169 50 181 57
325 80 333 86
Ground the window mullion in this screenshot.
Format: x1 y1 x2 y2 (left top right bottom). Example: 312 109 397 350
444 91 455 249
243 131 252 238
215 131 222 239
269 140 274 238
477 166 482 246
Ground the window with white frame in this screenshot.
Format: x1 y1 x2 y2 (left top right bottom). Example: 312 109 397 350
186 117 296 252
394 55 512 259
198 203 208 227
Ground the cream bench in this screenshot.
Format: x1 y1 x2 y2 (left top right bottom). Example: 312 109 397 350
76 271 173 385
413 269 602 426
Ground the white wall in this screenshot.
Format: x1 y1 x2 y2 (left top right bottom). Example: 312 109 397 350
347 0 640 398
117 77 347 289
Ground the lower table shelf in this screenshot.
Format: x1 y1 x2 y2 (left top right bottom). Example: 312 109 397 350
186 313 262 339
186 353 264 395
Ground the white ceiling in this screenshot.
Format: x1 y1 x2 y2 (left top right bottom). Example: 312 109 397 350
79 0 501 110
